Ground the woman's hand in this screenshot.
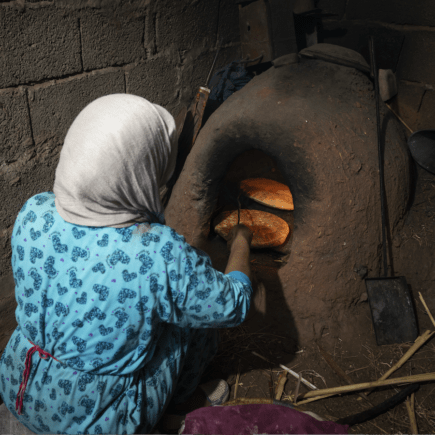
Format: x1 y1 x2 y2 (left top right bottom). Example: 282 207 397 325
226 224 254 251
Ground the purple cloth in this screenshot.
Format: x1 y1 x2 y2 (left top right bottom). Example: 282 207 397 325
181 404 349 435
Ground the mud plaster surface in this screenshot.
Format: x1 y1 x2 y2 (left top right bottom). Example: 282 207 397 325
166 58 411 351
198 165 435 434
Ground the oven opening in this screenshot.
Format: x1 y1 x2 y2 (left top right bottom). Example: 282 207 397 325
208 148 294 272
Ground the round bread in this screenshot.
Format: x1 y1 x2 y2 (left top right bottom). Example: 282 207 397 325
240 178 294 210
214 209 290 248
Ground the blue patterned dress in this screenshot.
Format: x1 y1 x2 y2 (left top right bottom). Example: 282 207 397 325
0 192 252 434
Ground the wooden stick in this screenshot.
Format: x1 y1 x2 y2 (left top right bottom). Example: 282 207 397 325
365 330 435 396
317 343 374 405
419 292 435 328
234 359 241 400
294 372 302 404
268 371 274 400
296 393 336 405
298 372 435 400
275 372 288 401
251 351 317 390
386 103 413 134
405 392 418 434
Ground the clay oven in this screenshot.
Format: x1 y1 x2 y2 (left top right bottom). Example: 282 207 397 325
165 48 411 349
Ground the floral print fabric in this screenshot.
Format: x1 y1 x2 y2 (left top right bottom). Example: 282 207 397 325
0 192 252 434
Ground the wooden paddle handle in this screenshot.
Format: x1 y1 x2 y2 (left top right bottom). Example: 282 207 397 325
189 86 210 152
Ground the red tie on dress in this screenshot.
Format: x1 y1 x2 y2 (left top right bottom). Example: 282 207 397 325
16 340 62 415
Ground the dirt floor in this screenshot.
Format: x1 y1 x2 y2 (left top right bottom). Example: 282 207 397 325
199 163 435 434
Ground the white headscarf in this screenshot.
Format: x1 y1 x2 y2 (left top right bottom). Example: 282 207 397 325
53 94 178 228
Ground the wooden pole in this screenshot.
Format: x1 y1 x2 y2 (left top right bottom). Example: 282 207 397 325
298 372 435 400
365 330 435 396
405 392 418 434
419 293 435 328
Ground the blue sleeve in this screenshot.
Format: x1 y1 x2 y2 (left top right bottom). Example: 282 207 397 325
227 271 251 288
154 234 253 328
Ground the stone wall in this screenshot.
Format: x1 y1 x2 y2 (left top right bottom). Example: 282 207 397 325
0 0 241 272
318 0 435 133
0 0 242 353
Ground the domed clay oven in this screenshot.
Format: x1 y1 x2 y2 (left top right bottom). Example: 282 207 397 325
165 48 411 349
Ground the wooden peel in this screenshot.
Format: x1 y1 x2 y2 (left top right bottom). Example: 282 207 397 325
214 209 290 248
240 178 294 210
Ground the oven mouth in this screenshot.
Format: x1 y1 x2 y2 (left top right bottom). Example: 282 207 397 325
207 148 294 270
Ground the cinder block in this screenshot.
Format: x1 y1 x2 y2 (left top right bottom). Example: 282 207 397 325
0 6 81 88
347 0 435 27
322 20 404 71
218 0 240 46
80 9 147 71
396 31 435 84
0 88 33 169
55 0 149 11
125 57 179 114
179 45 241 107
28 69 125 147
150 0 219 53
317 0 346 20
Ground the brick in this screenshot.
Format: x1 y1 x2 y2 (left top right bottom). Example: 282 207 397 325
396 31 435 84
125 57 179 114
0 88 33 169
317 0 347 20
150 0 219 53
0 6 81 88
28 69 125 147
322 20 404 71
347 0 435 27
80 8 147 71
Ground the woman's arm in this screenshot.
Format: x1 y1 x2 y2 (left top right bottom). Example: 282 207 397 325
224 236 252 283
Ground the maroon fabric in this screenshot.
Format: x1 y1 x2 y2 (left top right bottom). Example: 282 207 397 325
181 404 349 435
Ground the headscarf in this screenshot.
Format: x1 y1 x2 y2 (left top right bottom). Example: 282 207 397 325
53 94 178 228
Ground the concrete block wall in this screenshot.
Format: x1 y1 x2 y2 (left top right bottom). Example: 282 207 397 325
319 0 435 134
0 0 241 354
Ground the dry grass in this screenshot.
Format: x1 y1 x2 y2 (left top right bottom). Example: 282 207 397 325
204 320 435 434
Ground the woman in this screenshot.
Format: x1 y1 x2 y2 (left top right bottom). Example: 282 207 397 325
0 94 254 434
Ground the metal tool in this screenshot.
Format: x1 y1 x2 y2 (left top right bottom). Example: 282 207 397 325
383 104 435 175
365 36 418 346
407 129 435 175
186 37 224 154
